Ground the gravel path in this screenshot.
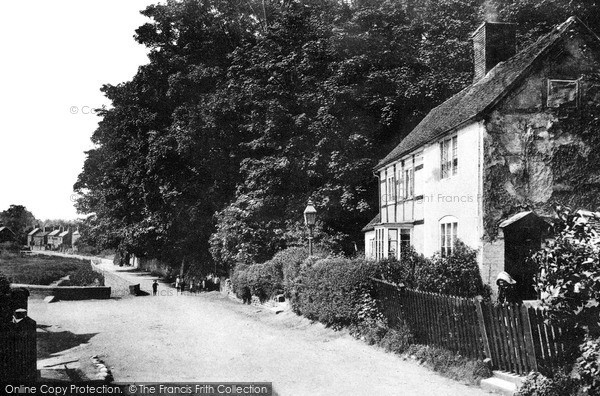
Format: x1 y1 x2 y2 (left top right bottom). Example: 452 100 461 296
29 257 491 396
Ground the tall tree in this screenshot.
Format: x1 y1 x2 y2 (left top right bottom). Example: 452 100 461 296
0 205 36 244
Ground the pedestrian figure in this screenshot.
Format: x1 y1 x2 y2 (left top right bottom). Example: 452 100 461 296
189 277 195 294
175 276 181 294
180 278 186 294
152 280 158 296
496 271 521 305
214 276 220 292
201 279 206 292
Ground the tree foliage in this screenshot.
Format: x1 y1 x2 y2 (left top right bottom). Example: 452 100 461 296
75 0 600 274
0 205 36 244
530 206 600 391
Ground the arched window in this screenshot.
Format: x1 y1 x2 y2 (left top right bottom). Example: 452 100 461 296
439 216 458 257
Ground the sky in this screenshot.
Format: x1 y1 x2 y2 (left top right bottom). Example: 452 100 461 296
0 0 158 220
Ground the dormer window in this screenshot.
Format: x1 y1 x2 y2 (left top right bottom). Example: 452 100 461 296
440 136 458 179
547 79 578 108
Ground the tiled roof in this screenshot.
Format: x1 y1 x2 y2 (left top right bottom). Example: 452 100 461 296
361 213 381 232
28 228 40 236
376 17 588 170
48 230 61 236
59 231 70 237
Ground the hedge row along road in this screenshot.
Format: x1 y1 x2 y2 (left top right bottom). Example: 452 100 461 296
29 257 488 396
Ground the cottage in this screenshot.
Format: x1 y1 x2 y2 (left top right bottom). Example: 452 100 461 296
364 17 600 299
57 229 71 250
27 228 41 247
71 229 81 251
0 226 15 243
32 231 49 249
47 228 62 250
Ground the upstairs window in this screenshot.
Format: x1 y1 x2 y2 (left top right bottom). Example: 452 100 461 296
440 136 458 179
404 167 414 199
547 79 578 108
387 173 396 204
396 166 404 201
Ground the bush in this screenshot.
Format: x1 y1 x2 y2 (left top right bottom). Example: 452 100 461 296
413 240 490 298
231 264 251 303
405 344 492 385
379 321 415 354
372 241 490 299
69 263 105 286
578 336 600 395
0 241 20 253
293 257 379 329
530 207 600 378
516 371 580 396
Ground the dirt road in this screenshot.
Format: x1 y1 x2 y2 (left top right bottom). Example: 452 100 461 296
29 261 490 396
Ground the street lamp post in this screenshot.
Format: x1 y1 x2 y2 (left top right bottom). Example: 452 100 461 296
303 200 317 256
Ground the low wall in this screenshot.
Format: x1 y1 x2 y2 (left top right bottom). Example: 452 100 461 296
11 284 111 300
94 268 136 298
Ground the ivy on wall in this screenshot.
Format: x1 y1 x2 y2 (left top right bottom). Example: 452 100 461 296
483 72 600 241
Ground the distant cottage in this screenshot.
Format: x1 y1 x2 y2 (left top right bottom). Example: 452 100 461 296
27 228 41 247
364 17 600 299
47 228 62 249
0 226 15 243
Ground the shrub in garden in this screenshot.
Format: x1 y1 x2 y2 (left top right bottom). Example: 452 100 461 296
293 257 379 329
413 240 490 298
530 207 600 390
578 336 600 396
378 320 415 354
405 344 492 385
516 371 580 396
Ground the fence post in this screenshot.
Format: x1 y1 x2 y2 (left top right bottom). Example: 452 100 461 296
475 298 492 362
521 304 538 373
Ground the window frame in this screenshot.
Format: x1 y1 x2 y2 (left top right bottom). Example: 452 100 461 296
404 167 414 199
388 228 398 259
547 79 579 108
439 217 458 257
440 135 458 179
387 172 396 204
400 228 411 252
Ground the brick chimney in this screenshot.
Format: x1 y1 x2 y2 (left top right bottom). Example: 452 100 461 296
472 22 516 82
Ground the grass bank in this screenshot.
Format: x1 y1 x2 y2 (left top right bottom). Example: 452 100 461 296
0 253 98 285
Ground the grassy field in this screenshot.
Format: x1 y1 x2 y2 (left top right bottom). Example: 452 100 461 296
0 253 92 285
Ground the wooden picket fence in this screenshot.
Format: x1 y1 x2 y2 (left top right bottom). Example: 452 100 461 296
373 278 567 376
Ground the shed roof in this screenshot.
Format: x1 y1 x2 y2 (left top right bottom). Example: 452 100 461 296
28 228 40 236
48 229 61 236
499 211 534 228
376 17 593 170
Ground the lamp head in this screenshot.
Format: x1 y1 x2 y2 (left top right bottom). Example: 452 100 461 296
303 200 317 227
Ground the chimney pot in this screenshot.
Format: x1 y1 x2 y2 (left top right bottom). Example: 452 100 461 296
472 22 516 82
